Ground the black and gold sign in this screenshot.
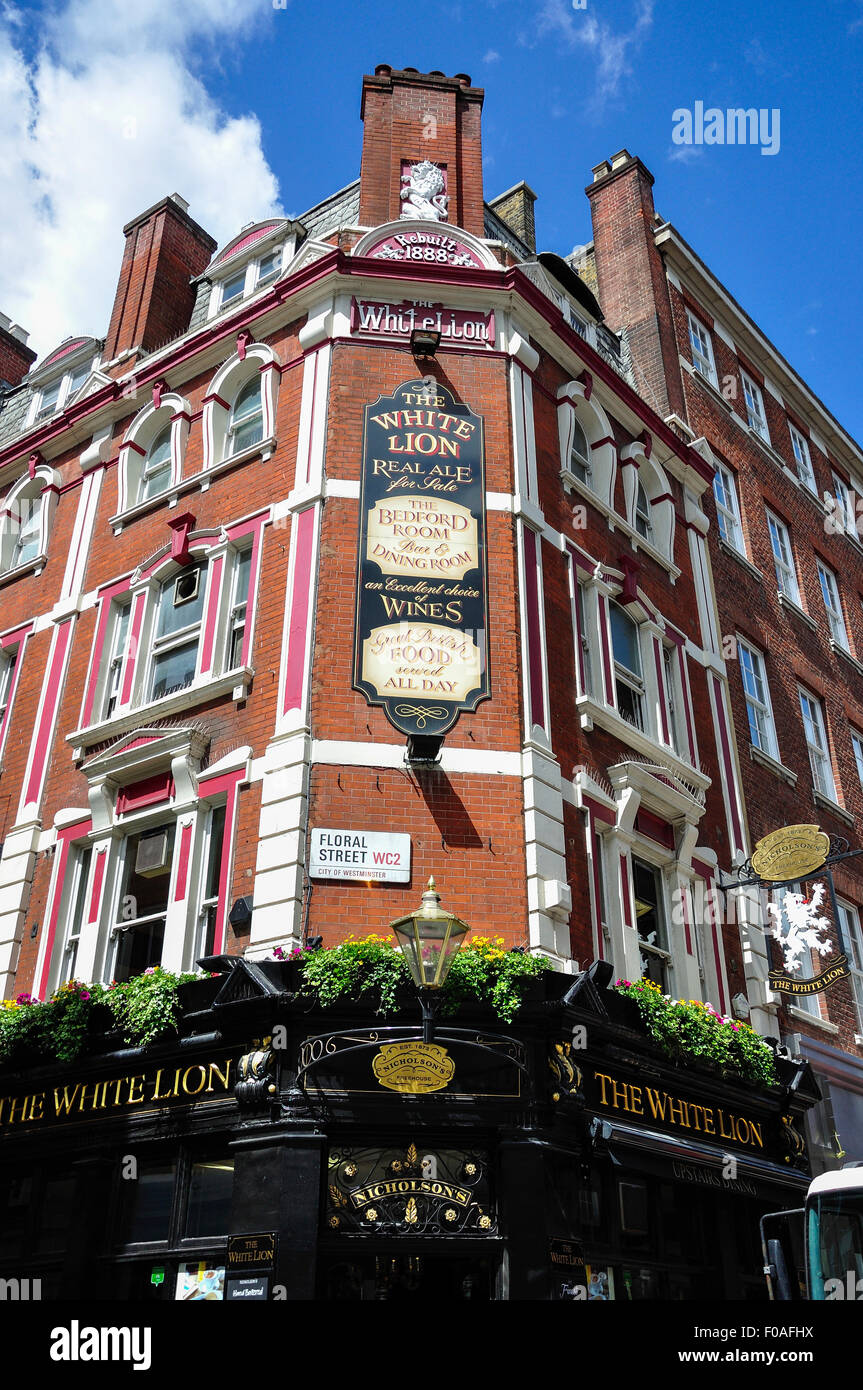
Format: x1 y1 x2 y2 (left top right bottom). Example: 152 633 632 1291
751 824 830 882
326 1143 495 1236
353 378 490 739
0 1055 235 1132
588 1067 770 1153
226 1233 276 1271
769 953 851 995
372 1041 454 1094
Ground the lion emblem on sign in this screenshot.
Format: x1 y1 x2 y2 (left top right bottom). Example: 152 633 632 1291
765 880 833 973
400 160 449 221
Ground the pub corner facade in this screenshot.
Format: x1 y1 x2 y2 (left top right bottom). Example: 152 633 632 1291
0 66 844 1302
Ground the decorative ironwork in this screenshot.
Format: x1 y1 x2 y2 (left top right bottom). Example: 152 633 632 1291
325 1143 497 1237
297 1024 527 1099
235 1043 276 1108
548 1041 584 1105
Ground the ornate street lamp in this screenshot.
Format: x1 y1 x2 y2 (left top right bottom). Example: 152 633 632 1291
389 877 469 1040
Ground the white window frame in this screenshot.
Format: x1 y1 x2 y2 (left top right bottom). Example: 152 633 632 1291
209 243 286 319
195 802 228 962
686 310 717 386
737 638 779 761
798 687 836 800
766 510 800 604
226 377 264 459
29 350 97 426
790 425 816 491
225 546 253 671
62 843 94 984
837 899 863 1033
609 603 646 732
138 425 173 505
0 646 17 725
662 643 684 757
105 818 177 985
713 462 744 552
741 369 769 442
632 855 672 993
101 600 132 721
634 479 653 542
146 565 208 704
851 730 863 787
569 416 592 486
816 561 849 650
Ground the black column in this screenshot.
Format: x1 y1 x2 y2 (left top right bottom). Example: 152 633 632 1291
498 1136 552 1300
229 1126 325 1300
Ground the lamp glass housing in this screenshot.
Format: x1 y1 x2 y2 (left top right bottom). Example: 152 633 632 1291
390 879 469 989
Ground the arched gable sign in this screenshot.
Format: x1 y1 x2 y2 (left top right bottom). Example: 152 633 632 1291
353 219 501 271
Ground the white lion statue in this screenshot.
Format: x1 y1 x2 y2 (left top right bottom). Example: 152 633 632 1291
400 161 449 222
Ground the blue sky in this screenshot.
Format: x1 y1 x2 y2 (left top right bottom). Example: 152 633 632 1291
3 0 862 441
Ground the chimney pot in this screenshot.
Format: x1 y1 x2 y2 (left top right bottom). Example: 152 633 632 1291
592 161 612 181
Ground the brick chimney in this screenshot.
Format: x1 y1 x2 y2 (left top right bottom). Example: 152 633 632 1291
0 313 37 389
359 66 485 237
487 182 538 254
104 193 217 370
586 151 685 420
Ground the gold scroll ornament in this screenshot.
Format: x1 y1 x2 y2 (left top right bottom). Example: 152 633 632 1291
750 824 830 883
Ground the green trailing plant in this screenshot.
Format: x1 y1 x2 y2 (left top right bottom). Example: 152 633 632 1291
295 933 554 1023
613 978 777 1088
0 981 104 1064
103 966 199 1048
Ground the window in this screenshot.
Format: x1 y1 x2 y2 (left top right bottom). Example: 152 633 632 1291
226 548 252 670
737 639 779 760
196 805 227 960
0 646 17 724
766 511 800 603
798 687 836 799
208 233 287 318
0 467 58 573
632 857 671 991
220 268 247 309
148 565 208 702
816 561 849 649
634 480 652 541
139 426 173 503
851 731 863 787
32 350 97 422
837 900 863 1032
663 645 683 756
713 463 744 552
102 602 131 719
830 471 860 537
790 426 816 490
226 378 264 458
686 310 717 386
610 604 644 730
741 370 769 442
576 582 593 698
62 845 93 981
109 821 176 984
569 418 591 485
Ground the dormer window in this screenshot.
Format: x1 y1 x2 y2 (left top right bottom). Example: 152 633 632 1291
30 341 99 425
206 225 289 320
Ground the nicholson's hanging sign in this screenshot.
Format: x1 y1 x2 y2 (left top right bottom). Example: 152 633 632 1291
750 824 830 882
353 378 490 740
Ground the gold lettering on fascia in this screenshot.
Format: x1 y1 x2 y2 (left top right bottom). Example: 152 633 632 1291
593 1070 764 1149
348 1178 471 1209
0 1057 234 1129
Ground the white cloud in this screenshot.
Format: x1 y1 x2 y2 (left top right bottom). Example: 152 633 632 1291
0 0 282 362
667 144 705 164
531 0 654 105
483 49 501 63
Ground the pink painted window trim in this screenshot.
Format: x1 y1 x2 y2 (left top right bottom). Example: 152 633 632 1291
36 817 91 1000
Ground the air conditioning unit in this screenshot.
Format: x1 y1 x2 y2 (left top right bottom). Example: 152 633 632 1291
135 831 172 877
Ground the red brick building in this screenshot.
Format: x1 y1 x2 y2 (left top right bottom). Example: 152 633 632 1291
586 148 863 1172
0 69 822 1302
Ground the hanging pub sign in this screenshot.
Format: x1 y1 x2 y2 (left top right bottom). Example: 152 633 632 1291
750 824 830 882
352 377 490 741
768 954 851 996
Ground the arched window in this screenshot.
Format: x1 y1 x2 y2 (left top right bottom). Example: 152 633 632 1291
634 480 652 541
202 343 280 469
140 425 173 502
556 380 616 508
0 467 59 574
227 378 264 457
570 418 591 485
117 394 189 515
